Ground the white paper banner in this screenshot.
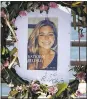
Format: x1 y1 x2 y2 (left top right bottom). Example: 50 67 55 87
15 8 71 85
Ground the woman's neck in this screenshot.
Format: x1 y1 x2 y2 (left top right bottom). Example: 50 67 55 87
39 47 51 55
39 47 55 69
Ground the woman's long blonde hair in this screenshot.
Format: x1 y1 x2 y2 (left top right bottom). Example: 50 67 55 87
28 19 57 55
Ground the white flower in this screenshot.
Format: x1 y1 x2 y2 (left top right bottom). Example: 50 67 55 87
38 92 52 99
38 92 47 98
8 82 14 88
16 85 22 91
71 94 76 98
38 93 46 98
48 86 58 95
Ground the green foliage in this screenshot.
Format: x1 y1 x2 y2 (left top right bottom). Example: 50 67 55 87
1 1 87 21
1 68 29 85
1 46 10 68
10 47 17 57
56 83 68 97
40 84 48 93
69 65 87 76
68 79 79 94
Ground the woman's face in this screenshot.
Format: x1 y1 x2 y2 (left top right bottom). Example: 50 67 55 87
38 25 55 49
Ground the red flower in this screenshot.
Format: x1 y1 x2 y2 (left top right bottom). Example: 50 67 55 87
49 2 58 8
76 72 85 80
19 11 27 16
40 5 48 11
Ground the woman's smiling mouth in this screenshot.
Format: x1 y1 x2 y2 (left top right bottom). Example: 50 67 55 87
42 41 51 45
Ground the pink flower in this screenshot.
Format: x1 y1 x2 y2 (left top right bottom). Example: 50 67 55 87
79 33 84 38
1 10 6 18
3 60 9 67
11 18 16 24
76 72 85 80
31 84 40 92
8 83 14 88
49 2 58 8
48 86 58 95
19 11 27 16
40 5 48 11
75 90 82 96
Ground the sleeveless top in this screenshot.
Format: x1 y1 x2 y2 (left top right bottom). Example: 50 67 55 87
27 53 57 70
39 53 57 70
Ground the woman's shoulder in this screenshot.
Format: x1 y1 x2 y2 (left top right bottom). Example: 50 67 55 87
27 63 36 70
51 50 57 56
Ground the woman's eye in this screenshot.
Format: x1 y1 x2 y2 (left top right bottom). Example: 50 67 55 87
39 33 54 36
49 34 54 36
39 34 44 36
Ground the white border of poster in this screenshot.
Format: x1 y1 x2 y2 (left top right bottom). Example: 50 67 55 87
15 8 71 86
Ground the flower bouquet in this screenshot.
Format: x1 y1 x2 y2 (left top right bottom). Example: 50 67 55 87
8 80 68 99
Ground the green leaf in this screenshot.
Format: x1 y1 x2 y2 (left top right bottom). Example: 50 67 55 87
9 90 19 97
8 95 14 99
69 67 74 71
77 7 81 15
2 68 28 85
68 79 79 94
72 10 76 30
10 47 17 57
70 93 76 99
71 2 82 7
24 91 28 98
15 92 22 98
1 47 6 55
40 84 48 93
56 83 68 97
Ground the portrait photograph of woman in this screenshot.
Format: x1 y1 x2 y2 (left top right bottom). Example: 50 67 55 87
27 18 58 70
